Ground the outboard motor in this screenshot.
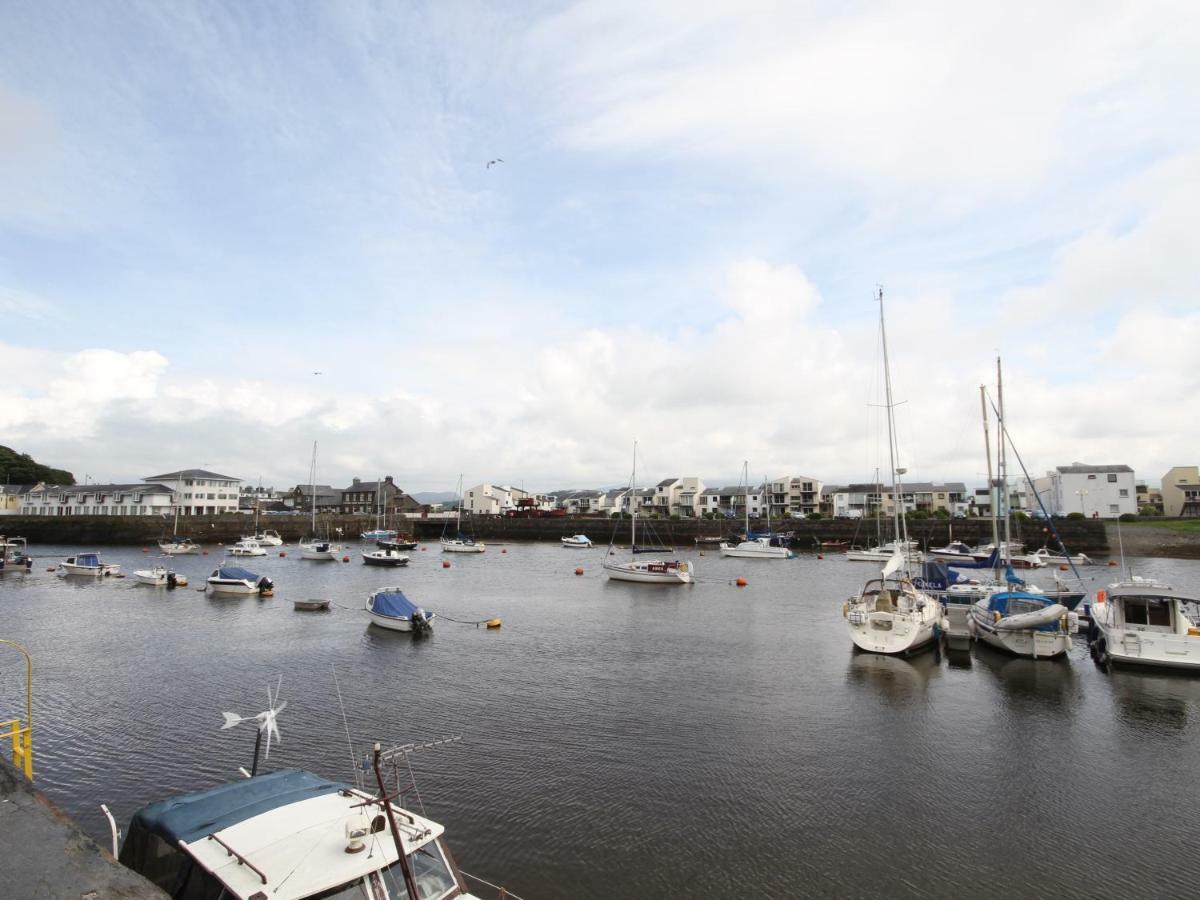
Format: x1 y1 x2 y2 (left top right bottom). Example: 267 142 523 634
257 576 275 596
166 571 178 590
412 607 433 636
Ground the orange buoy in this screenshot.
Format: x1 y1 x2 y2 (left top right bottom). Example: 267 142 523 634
421 547 427 551
736 577 748 587
442 560 450 568
202 550 209 556
818 553 824 560
279 551 287 557
142 547 149 553
342 556 350 562
1108 560 1118 566
575 567 584 576
1059 563 1068 571
502 548 507 554
485 618 502 628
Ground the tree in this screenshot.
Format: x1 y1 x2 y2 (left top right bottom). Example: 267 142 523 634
0 445 75 485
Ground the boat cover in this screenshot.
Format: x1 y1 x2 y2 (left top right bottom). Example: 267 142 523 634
75 553 100 567
215 566 259 581
371 590 428 619
121 768 343 853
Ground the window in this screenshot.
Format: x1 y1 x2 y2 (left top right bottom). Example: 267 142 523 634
1109 504 1119 514
1107 473 1118 483
1119 489 1129 497
1088 474 1096 480
1123 597 1173 629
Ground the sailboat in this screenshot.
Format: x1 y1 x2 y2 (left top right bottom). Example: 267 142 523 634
843 468 921 563
158 476 200 555
968 359 1077 658
360 476 398 541
441 475 486 553
242 499 283 546
299 442 338 561
843 289 942 654
719 463 794 559
603 443 694 584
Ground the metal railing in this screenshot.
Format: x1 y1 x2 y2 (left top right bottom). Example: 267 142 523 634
0 639 33 780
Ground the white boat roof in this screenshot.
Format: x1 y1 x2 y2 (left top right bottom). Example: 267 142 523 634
182 789 445 900
1107 577 1198 601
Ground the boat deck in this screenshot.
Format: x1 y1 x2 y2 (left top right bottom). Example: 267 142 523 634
0 756 165 898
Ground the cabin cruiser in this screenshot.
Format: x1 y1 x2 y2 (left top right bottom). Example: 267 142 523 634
0 535 31 573
299 537 339 561
719 535 794 559
845 540 923 564
1088 576 1200 670
245 528 283 547
1032 547 1093 566
367 588 435 633
926 541 978 564
58 553 120 577
362 548 410 567
207 566 274 596
561 534 593 548
228 538 268 557
133 565 187 587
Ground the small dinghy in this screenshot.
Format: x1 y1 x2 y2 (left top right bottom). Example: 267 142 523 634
561 534 593 548
293 598 332 611
366 587 434 634
362 548 410 567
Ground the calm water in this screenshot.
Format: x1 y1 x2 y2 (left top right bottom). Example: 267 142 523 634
3 542 1200 898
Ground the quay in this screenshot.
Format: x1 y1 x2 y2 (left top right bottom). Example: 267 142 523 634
0 756 164 898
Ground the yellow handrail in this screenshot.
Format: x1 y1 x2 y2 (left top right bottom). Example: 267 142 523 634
0 640 33 780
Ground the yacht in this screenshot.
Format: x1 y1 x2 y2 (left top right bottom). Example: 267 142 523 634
58 553 120 577
228 538 268 557
844 540 922 564
561 534 593 548
1089 576 1200 670
719 463 795 559
603 444 694 584
158 536 201 555
969 588 1077 658
442 475 486 553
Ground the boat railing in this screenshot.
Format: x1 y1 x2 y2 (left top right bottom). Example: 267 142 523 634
0 639 33 780
460 868 528 900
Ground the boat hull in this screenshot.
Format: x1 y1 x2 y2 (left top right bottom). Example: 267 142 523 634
206 580 258 595
294 599 332 611
718 542 793 559
603 560 693 584
59 563 120 577
300 542 338 560
846 606 940 655
969 605 1072 658
362 552 410 567
442 540 485 553
134 569 168 586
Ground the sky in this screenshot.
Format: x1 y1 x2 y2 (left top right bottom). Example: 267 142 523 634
1 0 1197 493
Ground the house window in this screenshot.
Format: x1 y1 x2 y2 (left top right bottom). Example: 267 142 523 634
1119 489 1129 497
1109 504 1119 514
1107 474 1118 483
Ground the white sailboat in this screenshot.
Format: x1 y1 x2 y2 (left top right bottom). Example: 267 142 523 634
720 463 794 559
843 290 942 654
242 501 283 546
158 476 200 555
441 474 486 553
299 442 338 561
603 443 694 584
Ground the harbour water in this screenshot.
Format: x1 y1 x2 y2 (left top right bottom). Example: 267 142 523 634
4 542 1200 897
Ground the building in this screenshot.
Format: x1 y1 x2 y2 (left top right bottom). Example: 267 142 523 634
824 484 881 519
766 475 823 518
1161 466 1200 517
553 489 605 516
142 469 240 516
21 482 175 516
699 484 766 519
1031 463 1137 518
340 477 421 516
647 477 705 518
1136 482 1164 515
462 484 538 516
973 481 1032 518
292 484 342 513
239 485 290 512
0 484 32 515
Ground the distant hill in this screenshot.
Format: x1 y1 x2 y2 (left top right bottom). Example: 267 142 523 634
411 491 458 505
0 446 75 485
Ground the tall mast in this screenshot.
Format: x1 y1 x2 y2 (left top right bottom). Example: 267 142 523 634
743 461 750 536
996 357 1011 564
980 384 999 570
309 442 318 535
630 442 638 552
456 474 463 534
877 288 908 564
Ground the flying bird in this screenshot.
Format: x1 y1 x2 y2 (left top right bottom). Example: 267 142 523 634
486 158 504 168
313 371 322 375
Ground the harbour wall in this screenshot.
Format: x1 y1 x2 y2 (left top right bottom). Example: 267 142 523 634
1 514 1114 554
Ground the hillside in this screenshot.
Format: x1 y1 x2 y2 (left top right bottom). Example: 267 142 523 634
0 446 75 485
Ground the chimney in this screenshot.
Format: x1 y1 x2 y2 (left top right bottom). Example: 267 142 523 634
353 478 361 485
385 476 393 484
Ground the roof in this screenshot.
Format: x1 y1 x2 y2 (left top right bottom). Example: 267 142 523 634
656 478 679 488
0 484 34 495
341 480 402 495
1056 463 1134 474
28 483 174 495
145 468 240 482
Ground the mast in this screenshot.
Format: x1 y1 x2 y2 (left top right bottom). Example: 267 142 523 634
630 443 637 553
309 442 318 536
743 461 750 537
456 474 463 535
980 384 999 571
996 357 1011 566
877 288 908 568
173 475 182 535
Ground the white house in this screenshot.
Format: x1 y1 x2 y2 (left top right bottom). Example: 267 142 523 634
143 469 241 516
648 477 706 518
1031 463 1137 518
699 484 766 519
0 484 32 516
21 482 175 516
766 475 823 518
462 484 535 516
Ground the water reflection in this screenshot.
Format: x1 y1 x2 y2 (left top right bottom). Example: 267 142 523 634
972 642 1080 715
846 648 939 703
1109 668 1200 735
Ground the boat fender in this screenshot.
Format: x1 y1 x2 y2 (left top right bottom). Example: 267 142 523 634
1095 590 1106 604
486 618 502 628
842 601 849 618
993 611 1001 624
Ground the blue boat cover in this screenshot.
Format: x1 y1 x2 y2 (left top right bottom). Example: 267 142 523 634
371 590 427 619
125 768 343 845
215 566 258 581
76 553 100 566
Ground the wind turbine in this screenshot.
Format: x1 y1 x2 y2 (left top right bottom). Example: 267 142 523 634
221 678 287 776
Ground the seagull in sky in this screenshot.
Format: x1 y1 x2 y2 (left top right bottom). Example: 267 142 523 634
487 158 504 168
313 371 322 375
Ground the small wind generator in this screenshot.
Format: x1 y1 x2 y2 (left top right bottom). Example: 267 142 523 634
221 677 287 776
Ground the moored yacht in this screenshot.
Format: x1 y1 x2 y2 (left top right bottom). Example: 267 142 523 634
158 535 201 555
844 540 922 564
561 534 593 548
603 443 694 585
228 538 268 557
58 553 121 577
1088 576 1200 670
969 588 1076 658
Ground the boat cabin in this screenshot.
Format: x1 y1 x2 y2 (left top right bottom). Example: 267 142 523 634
1105 580 1199 635
119 768 477 900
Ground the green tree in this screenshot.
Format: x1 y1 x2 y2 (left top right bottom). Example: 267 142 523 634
0 445 75 484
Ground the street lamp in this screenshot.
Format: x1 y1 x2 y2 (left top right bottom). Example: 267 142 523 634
1075 489 1089 516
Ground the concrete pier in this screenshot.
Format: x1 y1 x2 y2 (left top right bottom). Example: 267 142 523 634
0 757 165 898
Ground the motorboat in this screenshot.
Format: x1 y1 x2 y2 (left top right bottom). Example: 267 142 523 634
378 537 419 551
361 528 398 542
561 534 593 548
206 565 274 596
968 590 1076 658
720 536 794 559
1032 547 1093 567
248 529 283 547
366 587 435 634
157 536 201 555
58 553 120 577
132 565 187 587
603 443 694 585
926 541 978 564
228 538 268 557
117 765 488 900
299 538 339 561
0 535 31 573
1088 576 1200 670
844 541 923 564
362 548 410 567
